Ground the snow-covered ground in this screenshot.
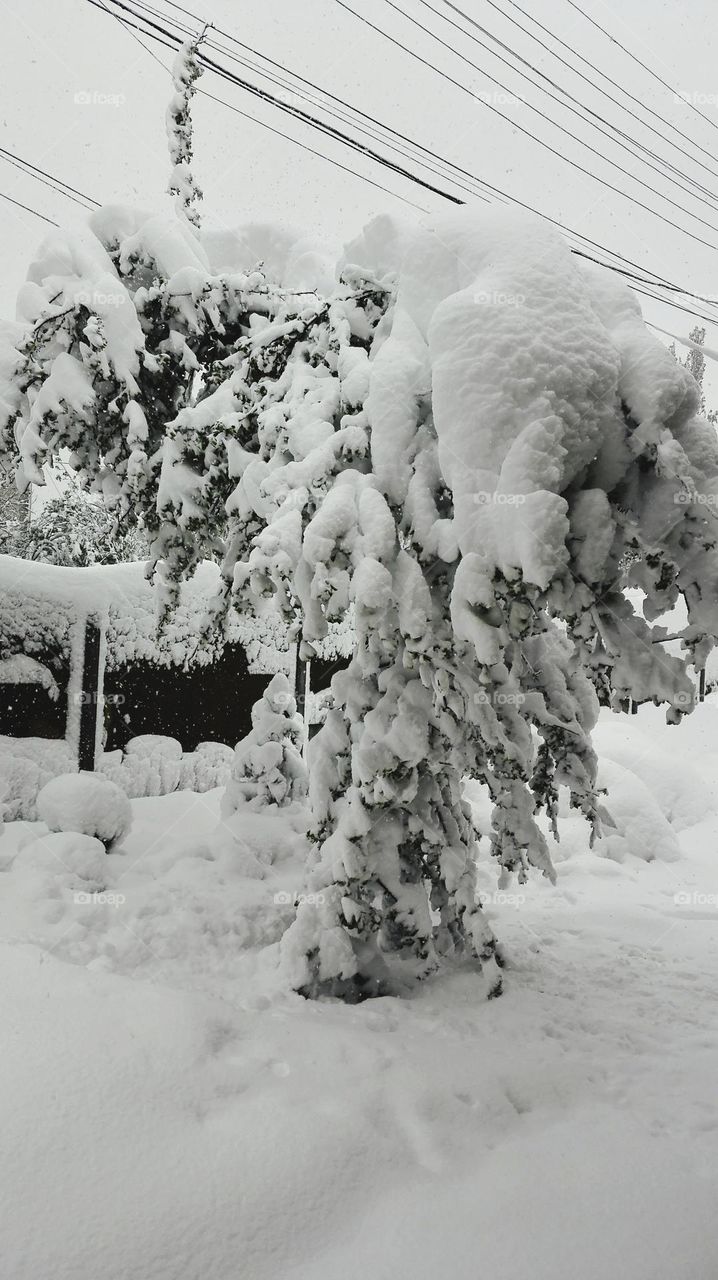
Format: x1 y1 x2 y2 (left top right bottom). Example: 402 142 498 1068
1 704 718 1279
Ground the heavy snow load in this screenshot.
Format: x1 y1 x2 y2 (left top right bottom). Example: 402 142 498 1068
5 194 718 1002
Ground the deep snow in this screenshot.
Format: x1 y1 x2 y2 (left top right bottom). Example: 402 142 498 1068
1 704 718 1279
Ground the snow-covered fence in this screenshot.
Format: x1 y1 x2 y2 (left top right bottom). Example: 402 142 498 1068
0 553 353 767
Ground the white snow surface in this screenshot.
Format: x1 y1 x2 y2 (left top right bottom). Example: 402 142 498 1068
1 703 718 1278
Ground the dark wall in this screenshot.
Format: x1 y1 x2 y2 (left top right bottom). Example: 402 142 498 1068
0 683 66 738
0 647 352 752
310 654 350 692
104 643 271 751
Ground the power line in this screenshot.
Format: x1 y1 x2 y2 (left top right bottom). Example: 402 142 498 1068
137 0 502 199
485 0 718 184
563 0 718 137
430 0 718 209
0 191 59 227
98 0 467 206
144 0 718 305
362 0 718 249
0 148 98 211
86 0 718 328
87 0 432 214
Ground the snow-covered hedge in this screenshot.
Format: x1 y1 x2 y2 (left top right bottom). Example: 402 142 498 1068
0 732 237 817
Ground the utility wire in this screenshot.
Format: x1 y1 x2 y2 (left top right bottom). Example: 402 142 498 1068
145 0 718 305
563 0 718 136
86 0 718 327
99 0 468 205
0 191 59 226
0 148 98 211
485 0 718 183
430 0 718 208
362 0 718 248
87 0 432 213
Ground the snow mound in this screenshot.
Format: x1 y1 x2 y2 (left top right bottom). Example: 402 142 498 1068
596 759 680 863
19 831 108 892
594 712 718 833
37 773 132 846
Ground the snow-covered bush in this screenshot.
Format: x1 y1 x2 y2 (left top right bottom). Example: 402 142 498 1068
124 735 182 795
100 735 232 797
37 772 132 847
0 737 75 821
180 741 234 793
223 674 307 813
0 755 47 823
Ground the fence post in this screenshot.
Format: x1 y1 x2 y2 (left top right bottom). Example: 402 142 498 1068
699 668 706 703
78 616 103 772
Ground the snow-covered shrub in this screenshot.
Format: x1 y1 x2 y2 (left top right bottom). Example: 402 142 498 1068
0 736 75 776
0 755 47 822
223 674 307 813
123 735 182 795
99 737 234 798
180 741 234 793
37 773 132 847
0 737 76 821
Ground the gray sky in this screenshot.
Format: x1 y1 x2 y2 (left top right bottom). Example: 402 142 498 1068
2 0 718 395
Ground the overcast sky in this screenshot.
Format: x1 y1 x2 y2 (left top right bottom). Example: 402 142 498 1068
3 0 718 394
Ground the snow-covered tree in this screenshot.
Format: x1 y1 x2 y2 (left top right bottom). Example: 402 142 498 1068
4 52 718 1002
673 326 718 426
0 473 146 565
224 672 307 811
166 31 205 229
